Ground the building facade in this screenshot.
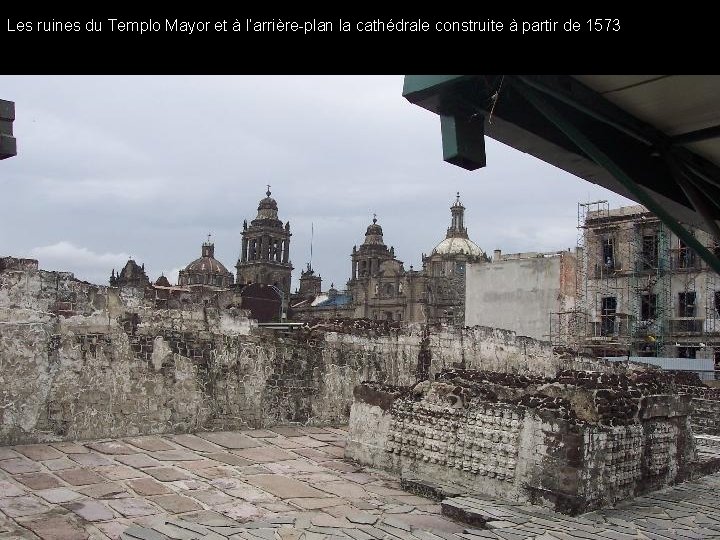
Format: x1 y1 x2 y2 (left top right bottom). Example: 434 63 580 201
554 203 720 364
291 194 488 325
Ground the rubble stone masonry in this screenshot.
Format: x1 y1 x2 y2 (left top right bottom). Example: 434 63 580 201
1 258 606 446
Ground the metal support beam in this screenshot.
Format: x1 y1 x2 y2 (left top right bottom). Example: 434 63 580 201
512 80 720 276
672 124 720 145
665 154 720 242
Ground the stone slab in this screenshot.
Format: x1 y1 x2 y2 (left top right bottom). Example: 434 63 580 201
96 465 145 481
232 447 296 463
286 496 347 510
0 480 25 497
19 512 89 540
246 474 327 499
64 499 115 521
198 432 261 449
183 488 233 506
85 441 136 455
172 434 223 452
108 497 160 517
15 473 62 490
76 481 128 499
43 458 77 471
149 494 203 514
204 453 253 467
150 450 204 462
70 452 114 467
0 494 48 517
0 458 41 474
286 436 328 448
13 445 64 462
144 467 192 482
35 487 83 504
124 437 176 452
49 442 89 455
55 468 105 486
115 453 163 468
128 478 173 496
0 448 22 460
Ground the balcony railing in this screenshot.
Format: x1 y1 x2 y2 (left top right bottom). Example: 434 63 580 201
668 317 704 334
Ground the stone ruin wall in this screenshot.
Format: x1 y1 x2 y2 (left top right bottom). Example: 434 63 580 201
0 258 612 446
346 370 696 514
674 384 720 435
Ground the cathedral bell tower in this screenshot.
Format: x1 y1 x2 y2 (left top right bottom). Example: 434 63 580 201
236 188 293 300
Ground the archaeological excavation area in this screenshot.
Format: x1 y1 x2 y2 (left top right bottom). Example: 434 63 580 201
3 257 720 538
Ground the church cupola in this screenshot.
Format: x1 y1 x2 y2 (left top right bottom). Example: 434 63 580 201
447 192 469 239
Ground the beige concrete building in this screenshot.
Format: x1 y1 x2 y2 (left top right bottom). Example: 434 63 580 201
465 249 577 341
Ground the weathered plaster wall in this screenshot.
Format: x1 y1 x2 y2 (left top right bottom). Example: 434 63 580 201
465 252 576 341
1 260 600 445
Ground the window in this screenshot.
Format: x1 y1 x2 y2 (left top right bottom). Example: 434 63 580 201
384 283 394 296
601 296 617 336
715 348 720 380
456 262 465 274
641 234 658 270
679 291 696 317
677 346 697 359
602 238 615 268
715 291 720 317
641 293 657 321
678 239 696 269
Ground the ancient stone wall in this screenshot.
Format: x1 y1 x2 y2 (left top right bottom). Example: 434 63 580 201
1 260 606 446
346 370 696 513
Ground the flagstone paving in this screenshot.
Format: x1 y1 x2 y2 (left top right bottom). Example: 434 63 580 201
0 429 719 539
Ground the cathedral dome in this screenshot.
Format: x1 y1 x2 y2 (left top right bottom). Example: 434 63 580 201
178 241 234 288
430 193 485 258
432 236 484 257
184 255 232 275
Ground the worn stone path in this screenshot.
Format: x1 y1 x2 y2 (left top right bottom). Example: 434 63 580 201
1 428 720 539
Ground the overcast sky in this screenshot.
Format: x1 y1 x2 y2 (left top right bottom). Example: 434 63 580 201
1 76 633 290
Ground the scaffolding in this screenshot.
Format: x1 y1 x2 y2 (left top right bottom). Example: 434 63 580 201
551 200 720 366
706 242 720 372
628 219 671 357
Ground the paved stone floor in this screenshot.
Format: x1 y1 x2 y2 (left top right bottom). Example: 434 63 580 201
0 428 719 539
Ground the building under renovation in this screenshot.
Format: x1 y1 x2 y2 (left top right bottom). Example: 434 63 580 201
552 202 720 368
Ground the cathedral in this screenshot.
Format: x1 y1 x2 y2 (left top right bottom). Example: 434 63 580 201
109 190 486 326
291 193 488 325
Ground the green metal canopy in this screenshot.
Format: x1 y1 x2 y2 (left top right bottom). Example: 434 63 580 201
403 75 720 274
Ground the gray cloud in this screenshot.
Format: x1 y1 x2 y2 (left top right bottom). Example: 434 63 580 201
1 75 633 288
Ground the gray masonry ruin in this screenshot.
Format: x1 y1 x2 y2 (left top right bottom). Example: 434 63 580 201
346 370 697 514
0 257 596 447
3 255 720 517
